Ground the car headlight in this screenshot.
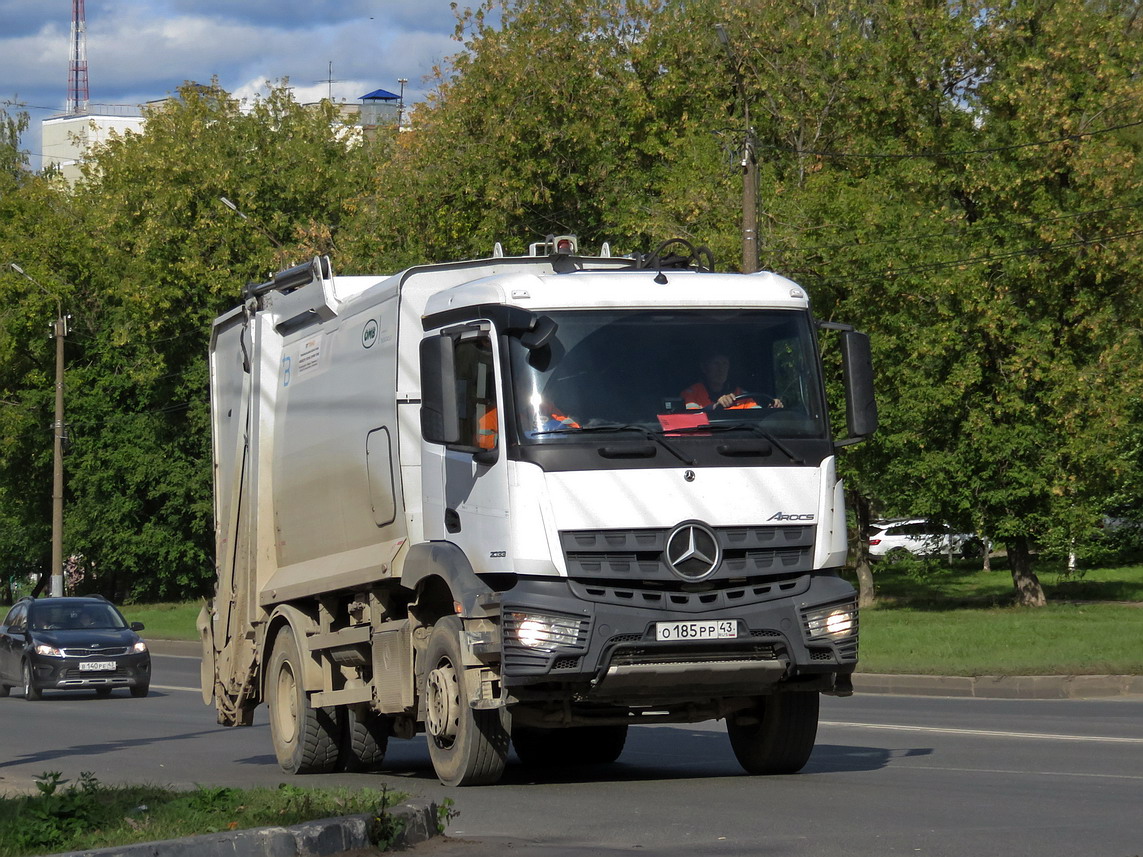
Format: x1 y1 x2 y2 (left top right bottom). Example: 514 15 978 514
131 641 148 654
507 612 584 652
34 643 65 658
802 603 858 640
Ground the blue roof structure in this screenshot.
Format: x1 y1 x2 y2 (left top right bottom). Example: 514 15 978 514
361 88 401 101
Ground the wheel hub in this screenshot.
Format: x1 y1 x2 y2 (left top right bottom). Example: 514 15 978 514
426 661 460 746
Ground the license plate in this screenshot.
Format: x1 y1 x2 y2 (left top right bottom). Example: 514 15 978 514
655 620 738 642
79 661 115 671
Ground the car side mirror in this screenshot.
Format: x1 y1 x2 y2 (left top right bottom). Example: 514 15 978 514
131 622 145 632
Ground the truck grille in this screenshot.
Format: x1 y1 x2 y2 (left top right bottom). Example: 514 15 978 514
568 574 812 613
561 525 816 584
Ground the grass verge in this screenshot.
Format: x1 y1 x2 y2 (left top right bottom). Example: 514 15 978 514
0 772 407 857
853 558 1143 675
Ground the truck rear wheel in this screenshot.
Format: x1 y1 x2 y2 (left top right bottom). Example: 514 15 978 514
512 724 628 767
341 707 391 772
423 616 508 786
727 691 819 775
268 629 340 774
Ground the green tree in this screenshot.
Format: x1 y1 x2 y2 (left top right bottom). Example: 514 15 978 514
0 84 387 600
767 0 1143 605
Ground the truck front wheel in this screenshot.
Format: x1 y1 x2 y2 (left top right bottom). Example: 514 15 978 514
727 691 819 775
423 616 508 786
268 629 340 774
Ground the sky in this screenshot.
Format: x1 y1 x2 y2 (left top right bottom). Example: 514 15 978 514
0 0 470 170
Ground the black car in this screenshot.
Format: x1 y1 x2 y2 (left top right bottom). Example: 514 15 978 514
0 596 151 699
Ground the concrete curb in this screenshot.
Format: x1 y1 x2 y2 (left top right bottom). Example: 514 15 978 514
855 672 1143 699
48 798 441 857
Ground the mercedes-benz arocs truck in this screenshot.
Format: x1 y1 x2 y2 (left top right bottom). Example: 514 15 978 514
200 238 877 786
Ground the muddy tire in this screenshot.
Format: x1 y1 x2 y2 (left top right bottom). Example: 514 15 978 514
727 691 819 775
423 616 508 786
512 724 628 767
268 628 340 774
341 707 391 772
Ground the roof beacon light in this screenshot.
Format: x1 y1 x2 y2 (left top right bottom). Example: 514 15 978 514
528 234 578 256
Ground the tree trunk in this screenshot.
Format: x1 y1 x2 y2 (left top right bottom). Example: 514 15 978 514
1007 535 1046 607
848 490 876 608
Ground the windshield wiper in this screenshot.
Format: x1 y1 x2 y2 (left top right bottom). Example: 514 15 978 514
665 422 803 464
533 424 696 465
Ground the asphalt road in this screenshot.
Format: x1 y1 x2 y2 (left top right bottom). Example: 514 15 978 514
1 649 1141 857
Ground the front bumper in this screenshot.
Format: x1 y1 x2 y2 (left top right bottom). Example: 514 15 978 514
497 572 857 703
29 653 151 691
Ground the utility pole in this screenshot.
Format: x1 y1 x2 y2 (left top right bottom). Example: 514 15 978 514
397 78 408 129
716 25 758 274
10 264 69 598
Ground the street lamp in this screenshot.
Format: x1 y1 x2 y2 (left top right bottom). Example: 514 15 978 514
716 24 759 274
397 78 408 129
9 263 69 598
219 197 284 249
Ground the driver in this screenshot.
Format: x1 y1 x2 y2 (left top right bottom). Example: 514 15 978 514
681 352 783 411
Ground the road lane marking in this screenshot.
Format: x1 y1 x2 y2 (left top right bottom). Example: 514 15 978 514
821 720 1143 744
902 764 1143 781
151 684 201 693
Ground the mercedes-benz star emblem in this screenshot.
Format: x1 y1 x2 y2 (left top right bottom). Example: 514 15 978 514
664 521 721 581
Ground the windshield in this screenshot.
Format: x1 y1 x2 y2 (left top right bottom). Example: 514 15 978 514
510 309 828 443
31 603 127 631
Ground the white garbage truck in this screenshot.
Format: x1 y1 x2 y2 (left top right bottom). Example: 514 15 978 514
200 237 877 786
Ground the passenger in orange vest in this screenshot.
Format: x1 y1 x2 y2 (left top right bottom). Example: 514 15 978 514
477 407 499 450
681 353 783 412
477 403 580 450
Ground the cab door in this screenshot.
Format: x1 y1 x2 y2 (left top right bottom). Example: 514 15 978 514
421 326 512 572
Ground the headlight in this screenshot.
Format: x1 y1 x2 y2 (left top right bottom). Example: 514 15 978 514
507 612 583 652
34 643 65 657
803 603 858 640
824 611 854 635
131 641 148 654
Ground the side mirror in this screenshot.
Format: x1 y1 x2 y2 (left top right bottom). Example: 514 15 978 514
131 622 145 632
841 330 878 441
419 335 461 445
520 315 558 351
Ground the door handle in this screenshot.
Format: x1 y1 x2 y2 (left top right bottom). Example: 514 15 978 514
444 508 461 534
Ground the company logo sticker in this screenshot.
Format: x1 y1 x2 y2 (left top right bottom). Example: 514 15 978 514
362 319 379 348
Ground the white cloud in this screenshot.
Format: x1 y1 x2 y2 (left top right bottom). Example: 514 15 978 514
0 0 463 168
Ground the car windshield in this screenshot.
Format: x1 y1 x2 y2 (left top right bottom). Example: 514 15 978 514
30 604 127 631
510 309 828 443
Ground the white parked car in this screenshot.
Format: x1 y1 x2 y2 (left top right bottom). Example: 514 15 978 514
867 518 985 562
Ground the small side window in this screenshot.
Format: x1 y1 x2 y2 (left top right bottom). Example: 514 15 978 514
454 335 499 453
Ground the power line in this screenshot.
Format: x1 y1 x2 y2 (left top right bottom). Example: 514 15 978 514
763 118 1143 161
768 201 1143 258
807 228 1143 285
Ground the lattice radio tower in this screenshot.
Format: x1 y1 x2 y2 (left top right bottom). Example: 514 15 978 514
67 0 89 114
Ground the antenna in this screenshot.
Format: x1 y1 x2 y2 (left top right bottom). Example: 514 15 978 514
317 61 343 101
67 0 89 115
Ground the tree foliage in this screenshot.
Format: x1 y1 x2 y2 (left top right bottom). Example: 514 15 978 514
0 1 1140 605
